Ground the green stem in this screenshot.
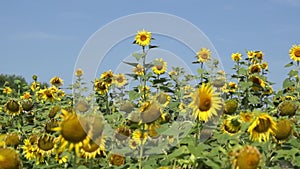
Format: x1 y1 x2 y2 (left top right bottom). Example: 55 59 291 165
142 46 147 101
73 150 77 169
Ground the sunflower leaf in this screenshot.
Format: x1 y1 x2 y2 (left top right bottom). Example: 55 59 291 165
123 61 138 67
284 61 294 68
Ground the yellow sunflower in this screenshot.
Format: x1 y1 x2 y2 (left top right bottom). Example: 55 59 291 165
289 44 300 62
30 81 40 91
75 68 84 77
80 137 106 159
247 50 256 59
128 139 138 150
134 29 152 46
52 109 90 156
20 92 31 100
94 79 109 95
196 48 211 63
249 75 266 90
232 145 261 169
247 113 277 142
139 101 164 123
50 76 64 87
255 51 264 61
36 134 56 157
22 135 38 161
3 87 12 94
188 83 223 122
113 73 127 87
222 116 241 135
100 70 114 86
4 133 20 147
37 86 65 102
261 62 268 70
55 148 69 164
155 92 171 107
132 129 148 145
231 52 242 62
249 64 261 74
133 64 144 76
152 58 167 75
4 99 22 116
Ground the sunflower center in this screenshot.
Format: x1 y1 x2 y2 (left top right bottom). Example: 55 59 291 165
198 98 211 111
201 53 208 59
45 90 53 98
117 77 124 83
140 35 147 41
38 136 54 151
254 118 271 133
294 50 300 57
7 101 20 112
156 65 163 70
61 116 88 143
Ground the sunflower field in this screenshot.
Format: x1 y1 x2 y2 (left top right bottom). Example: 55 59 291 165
1 30 300 169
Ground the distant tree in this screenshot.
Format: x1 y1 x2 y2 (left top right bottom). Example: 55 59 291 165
0 74 28 93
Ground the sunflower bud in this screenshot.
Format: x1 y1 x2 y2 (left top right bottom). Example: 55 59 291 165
224 99 238 115
278 101 298 116
32 75 38 81
275 119 293 141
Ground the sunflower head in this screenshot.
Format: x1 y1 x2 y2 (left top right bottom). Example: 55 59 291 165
133 64 145 76
109 153 125 166
233 145 261 169
36 135 56 156
3 87 12 94
75 68 84 77
45 119 59 133
50 76 64 87
231 52 242 62
247 50 256 59
100 70 114 85
278 100 298 116
289 44 300 62
188 83 223 122
261 62 268 70
196 48 211 63
5 133 20 147
274 119 293 141
94 79 109 95
119 101 135 114
152 58 167 75
21 99 34 111
113 73 127 87
156 92 171 107
249 64 261 74
81 137 105 159
4 99 22 116
240 112 254 123
247 113 277 142
140 101 163 123
134 29 152 47
132 129 148 145
115 126 131 142
0 148 22 169
222 116 241 135
224 99 238 115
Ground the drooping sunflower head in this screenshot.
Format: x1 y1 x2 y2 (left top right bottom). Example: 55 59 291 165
222 116 241 135
278 100 298 116
133 64 144 76
152 58 167 75
231 52 242 62
274 118 293 141
50 76 64 87
80 137 106 159
249 75 266 91
0 148 22 169
247 113 277 142
232 145 261 169
36 134 56 157
109 153 125 167
114 126 131 142
140 101 163 123
21 99 34 112
134 29 152 47
188 83 223 122
255 51 264 61
113 73 127 87
4 99 22 116
289 44 300 62
196 48 211 63
119 101 135 114
224 99 238 115
94 79 109 95
52 109 89 156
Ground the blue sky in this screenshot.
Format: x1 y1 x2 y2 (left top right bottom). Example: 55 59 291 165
1 0 300 90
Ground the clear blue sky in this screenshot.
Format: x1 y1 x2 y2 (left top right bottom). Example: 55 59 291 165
1 0 299 90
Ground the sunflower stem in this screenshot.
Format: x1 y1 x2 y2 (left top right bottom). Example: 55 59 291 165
142 46 147 101
73 150 77 169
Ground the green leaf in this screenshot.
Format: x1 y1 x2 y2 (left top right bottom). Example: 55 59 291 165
288 69 298 77
168 146 189 159
248 95 260 104
123 61 138 67
238 67 248 75
282 78 294 89
284 61 294 68
77 166 88 169
132 52 146 61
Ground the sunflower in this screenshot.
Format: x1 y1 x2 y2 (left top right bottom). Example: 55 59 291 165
156 92 171 107
289 44 300 62
261 62 268 70
221 116 241 135
113 73 127 87
55 148 69 164
152 58 167 75
75 68 84 77
196 48 211 63
36 134 56 157
94 79 109 95
224 99 238 115
3 87 12 94
249 75 266 90
50 76 64 87
21 99 34 111
115 126 131 142
134 29 152 46
249 64 261 74
4 133 20 147
109 153 125 166
255 51 264 61
0 148 22 169
140 101 164 123
100 70 114 86
4 99 22 116
232 145 261 169
20 92 31 100
52 109 90 156
132 129 148 145
278 100 298 116
128 139 138 150
274 119 293 141
133 64 144 76
80 137 106 159
231 52 242 62
22 135 38 161
247 113 277 142
188 83 223 122
147 123 160 138
30 81 40 91
37 86 65 102
247 50 256 59
178 103 187 113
